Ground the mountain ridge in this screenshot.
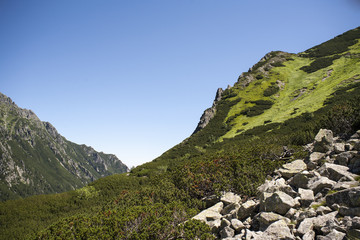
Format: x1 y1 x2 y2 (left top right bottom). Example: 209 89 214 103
0 92 128 201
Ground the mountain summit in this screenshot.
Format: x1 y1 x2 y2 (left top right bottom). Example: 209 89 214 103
0 92 128 200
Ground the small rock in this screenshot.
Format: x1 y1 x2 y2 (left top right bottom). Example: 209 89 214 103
316 206 332 215
221 202 240 215
288 170 314 189
309 152 326 162
312 211 338 231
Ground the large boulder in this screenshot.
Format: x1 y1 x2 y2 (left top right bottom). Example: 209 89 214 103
258 178 297 197
326 187 360 208
219 226 235 238
260 191 296 215
318 163 357 181
297 218 314 236
277 159 307 179
313 129 334 152
255 212 290 231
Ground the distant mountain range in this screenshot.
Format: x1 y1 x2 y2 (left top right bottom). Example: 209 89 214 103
0 93 128 201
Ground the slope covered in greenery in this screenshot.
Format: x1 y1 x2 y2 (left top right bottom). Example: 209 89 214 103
0 27 360 240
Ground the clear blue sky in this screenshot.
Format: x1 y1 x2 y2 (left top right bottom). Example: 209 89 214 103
1 0 359 167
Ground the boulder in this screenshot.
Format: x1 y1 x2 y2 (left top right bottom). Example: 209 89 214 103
219 226 235 238
221 192 241 206
260 191 296 215
192 202 223 222
322 229 346 240
288 170 314 189
208 219 221 233
302 230 315 240
237 199 258 220
262 220 294 240
298 188 314 207
326 187 360 208
316 206 332 215
277 159 307 179
318 163 356 181
297 218 314 236
231 219 245 232
258 178 297 197
334 142 345 153
308 176 336 194
221 202 240 215
256 212 290 231
220 218 231 228
312 211 338 231
313 129 334 152
308 152 326 162
333 181 359 191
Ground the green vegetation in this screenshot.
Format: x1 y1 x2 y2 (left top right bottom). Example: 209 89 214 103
1 27 360 239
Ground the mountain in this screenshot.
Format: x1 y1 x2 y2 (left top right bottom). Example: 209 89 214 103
0 93 128 201
1 27 360 240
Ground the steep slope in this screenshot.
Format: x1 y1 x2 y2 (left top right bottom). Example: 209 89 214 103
0 92 128 201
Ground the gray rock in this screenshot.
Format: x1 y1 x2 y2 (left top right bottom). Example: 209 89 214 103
326 187 360 208
258 178 297 197
278 159 307 179
339 206 360 217
313 129 334 153
298 208 317 222
335 152 354 166
298 188 315 207
349 156 360 174
288 170 314 189
221 192 241 206
219 226 235 238
312 211 338 231
333 181 359 191
221 202 240 215
192 202 223 222
237 199 258 221
221 218 231 228
302 230 315 240
285 208 297 220
318 163 356 181
334 142 345 153
261 191 296 215
208 219 221 233
231 219 245 232
297 218 314 236
316 206 333 215
322 229 346 240
263 220 294 240
202 195 220 208
256 212 290 231
309 152 326 162
308 176 336 194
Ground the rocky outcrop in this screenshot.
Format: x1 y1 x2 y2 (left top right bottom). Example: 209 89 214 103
193 88 223 134
192 129 360 239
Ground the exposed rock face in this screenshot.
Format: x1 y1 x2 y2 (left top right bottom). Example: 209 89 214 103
192 129 360 239
193 88 223 134
0 92 128 200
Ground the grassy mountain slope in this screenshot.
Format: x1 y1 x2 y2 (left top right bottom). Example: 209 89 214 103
0 93 128 201
0 27 360 239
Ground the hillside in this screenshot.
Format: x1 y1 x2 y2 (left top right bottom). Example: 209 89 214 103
0 93 128 201
0 27 360 239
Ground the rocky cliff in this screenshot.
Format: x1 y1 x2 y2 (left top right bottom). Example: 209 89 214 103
0 92 128 201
